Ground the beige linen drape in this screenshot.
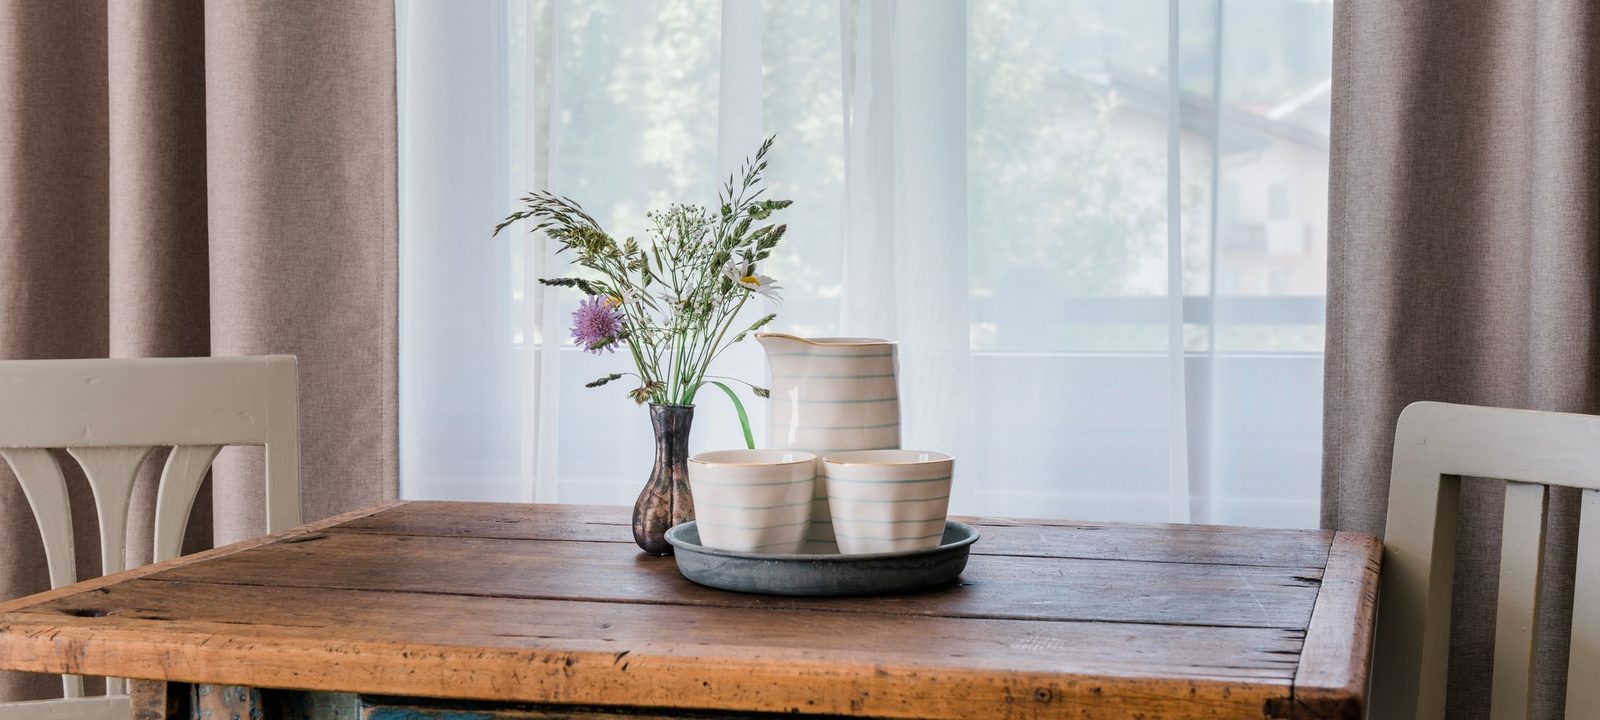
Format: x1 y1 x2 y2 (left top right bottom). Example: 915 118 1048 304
0 0 397 701
1324 0 1598 716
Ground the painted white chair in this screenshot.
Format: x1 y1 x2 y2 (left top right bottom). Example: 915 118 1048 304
0 356 301 720
1372 401 1600 719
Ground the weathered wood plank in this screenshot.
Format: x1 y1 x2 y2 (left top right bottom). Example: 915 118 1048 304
0 501 405 615
1272 531 1380 720
0 612 1295 719
143 529 1321 629
130 679 182 720
7 578 1303 678
331 501 1336 568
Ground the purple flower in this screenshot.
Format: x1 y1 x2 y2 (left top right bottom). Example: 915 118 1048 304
571 295 624 353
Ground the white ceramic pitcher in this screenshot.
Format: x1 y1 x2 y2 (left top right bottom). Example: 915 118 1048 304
756 333 901 552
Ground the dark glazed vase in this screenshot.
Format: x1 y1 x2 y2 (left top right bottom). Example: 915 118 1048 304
633 404 695 554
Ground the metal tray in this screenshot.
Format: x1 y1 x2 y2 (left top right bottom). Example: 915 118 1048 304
664 520 979 597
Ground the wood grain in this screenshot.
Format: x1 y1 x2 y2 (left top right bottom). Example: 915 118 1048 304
8 579 1304 678
0 616 1295 719
147 529 1322 629
1273 531 1381 720
130 679 183 720
0 501 1379 719
0 501 404 616
333 501 1336 567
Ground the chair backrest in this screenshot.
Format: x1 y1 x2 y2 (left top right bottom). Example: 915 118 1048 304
0 355 300 703
1373 401 1600 719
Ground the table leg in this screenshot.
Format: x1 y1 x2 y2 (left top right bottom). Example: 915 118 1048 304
128 680 184 720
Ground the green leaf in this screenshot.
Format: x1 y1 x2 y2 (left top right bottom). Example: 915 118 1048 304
700 381 756 450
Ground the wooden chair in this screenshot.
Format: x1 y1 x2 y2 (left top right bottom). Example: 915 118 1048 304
0 356 301 720
1372 401 1599 719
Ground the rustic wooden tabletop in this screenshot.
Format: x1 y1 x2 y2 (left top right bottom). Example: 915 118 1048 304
0 501 1379 719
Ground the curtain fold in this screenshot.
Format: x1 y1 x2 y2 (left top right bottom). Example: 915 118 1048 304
0 0 397 702
1323 0 1599 715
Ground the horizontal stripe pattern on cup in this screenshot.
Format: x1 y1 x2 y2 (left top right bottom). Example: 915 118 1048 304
827 484 951 502
690 483 815 506
689 476 815 488
694 501 812 555
835 527 946 541
830 494 951 506
697 526 812 553
828 495 952 522
687 450 815 554
829 515 947 524
693 518 810 532
833 518 949 554
827 474 952 485
696 498 813 511
824 453 953 555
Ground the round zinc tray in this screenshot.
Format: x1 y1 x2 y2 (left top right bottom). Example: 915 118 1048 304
664 520 980 597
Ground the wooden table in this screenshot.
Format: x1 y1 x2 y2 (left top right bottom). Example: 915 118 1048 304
0 502 1380 719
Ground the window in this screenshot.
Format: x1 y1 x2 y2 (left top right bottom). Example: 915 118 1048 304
1270 183 1290 222
397 0 1333 527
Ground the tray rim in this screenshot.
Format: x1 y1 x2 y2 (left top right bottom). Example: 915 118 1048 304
664 519 980 562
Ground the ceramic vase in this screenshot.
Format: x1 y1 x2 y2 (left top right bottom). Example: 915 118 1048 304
633 404 695 555
755 333 901 553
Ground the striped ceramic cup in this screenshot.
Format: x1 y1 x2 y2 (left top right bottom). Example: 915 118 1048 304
687 449 817 553
822 450 954 555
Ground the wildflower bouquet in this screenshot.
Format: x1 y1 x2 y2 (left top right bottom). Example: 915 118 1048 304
492 137 789 447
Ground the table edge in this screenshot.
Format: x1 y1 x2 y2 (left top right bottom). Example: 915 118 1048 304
0 623 1296 719
0 501 408 615
1274 530 1381 720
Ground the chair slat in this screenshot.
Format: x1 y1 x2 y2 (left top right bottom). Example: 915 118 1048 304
1491 481 1547 720
0 450 76 589
0 449 85 699
262 355 302 531
153 445 222 563
64 447 154 578
64 446 154 701
1568 489 1600 717
1373 407 1457 720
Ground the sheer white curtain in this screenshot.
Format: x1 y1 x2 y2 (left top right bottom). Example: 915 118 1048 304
397 0 1333 527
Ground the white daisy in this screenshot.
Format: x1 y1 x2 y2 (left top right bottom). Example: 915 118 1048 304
722 260 783 302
